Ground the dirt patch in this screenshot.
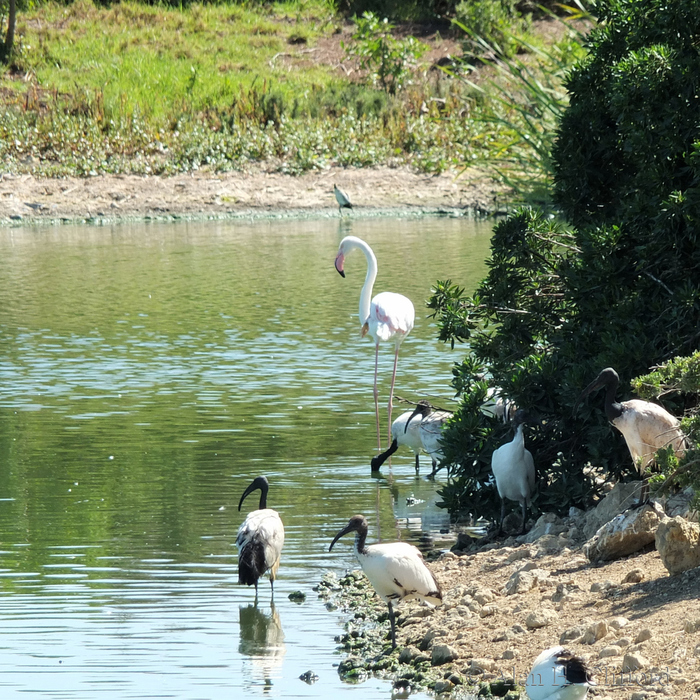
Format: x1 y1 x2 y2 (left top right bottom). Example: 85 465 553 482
0 165 506 224
322 540 700 699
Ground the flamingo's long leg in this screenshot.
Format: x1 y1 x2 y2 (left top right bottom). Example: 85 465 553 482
387 344 400 448
374 342 382 451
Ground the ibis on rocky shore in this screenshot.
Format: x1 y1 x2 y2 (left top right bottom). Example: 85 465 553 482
370 409 424 473
525 645 595 700
236 476 285 597
333 184 353 215
328 514 442 648
491 409 536 534
576 367 687 502
334 236 415 450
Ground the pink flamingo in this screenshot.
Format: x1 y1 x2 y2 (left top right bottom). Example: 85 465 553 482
335 236 415 450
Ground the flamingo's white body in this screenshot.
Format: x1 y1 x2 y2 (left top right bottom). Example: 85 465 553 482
329 514 442 648
578 367 686 501
526 645 594 700
371 410 425 473
491 410 536 533
335 236 415 449
237 476 285 597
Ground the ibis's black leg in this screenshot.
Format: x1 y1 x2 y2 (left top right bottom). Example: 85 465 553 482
388 601 397 649
414 455 420 475
520 500 527 535
499 498 506 534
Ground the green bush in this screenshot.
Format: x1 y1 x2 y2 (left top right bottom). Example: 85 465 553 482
455 0 529 58
432 0 700 527
553 0 700 229
344 12 427 94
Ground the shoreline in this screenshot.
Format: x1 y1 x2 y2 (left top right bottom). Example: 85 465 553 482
319 514 700 700
0 166 507 226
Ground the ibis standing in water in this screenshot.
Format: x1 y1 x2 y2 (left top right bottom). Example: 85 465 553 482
577 367 687 502
334 236 415 450
491 410 536 534
370 409 425 473
329 514 442 648
403 400 452 477
333 184 353 215
525 645 595 700
236 476 285 598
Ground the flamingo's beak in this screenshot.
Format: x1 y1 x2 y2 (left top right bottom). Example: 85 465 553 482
335 252 345 278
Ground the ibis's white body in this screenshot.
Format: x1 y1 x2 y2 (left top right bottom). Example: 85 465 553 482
526 646 593 700
335 236 415 448
236 509 285 586
482 388 517 423
355 540 442 606
392 410 424 459
418 410 450 473
491 423 535 508
612 399 685 474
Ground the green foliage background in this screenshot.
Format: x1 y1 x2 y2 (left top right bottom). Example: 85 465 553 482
432 0 700 526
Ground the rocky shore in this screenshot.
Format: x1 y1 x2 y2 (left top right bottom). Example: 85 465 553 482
317 483 700 699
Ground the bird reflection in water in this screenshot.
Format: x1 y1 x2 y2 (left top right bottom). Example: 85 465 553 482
238 602 286 692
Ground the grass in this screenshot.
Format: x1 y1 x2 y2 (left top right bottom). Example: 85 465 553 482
0 0 592 193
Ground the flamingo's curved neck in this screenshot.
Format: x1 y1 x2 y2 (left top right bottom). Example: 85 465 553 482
351 238 377 325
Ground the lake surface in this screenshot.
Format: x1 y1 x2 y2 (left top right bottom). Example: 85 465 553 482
0 215 492 699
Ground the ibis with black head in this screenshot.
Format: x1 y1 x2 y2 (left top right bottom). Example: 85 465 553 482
329 514 441 648
526 645 595 700
370 409 425 473
236 476 285 597
576 367 686 502
491 409 536 534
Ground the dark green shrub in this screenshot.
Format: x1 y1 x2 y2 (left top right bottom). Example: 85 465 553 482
553 0 700 229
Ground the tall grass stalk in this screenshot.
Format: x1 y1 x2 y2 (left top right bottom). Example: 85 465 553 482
453 11 591 204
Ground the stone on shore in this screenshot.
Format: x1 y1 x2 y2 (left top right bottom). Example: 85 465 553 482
582 482 644 539
583 501 664 562
656 516 700 575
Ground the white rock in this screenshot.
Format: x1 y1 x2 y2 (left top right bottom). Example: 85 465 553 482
656 516 700 575
525 609 558 629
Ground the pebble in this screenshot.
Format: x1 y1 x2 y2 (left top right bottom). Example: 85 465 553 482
622 651 649 671
623 568 645 583
635 628 653 643
525 609 558 629
431 644 459 666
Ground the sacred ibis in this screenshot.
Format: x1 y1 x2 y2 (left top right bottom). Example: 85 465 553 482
333 184 353 215
491 409 536 534
335 236 415 450
236 476 285 597
328 514 442 648
525 645 595 700
370 409 424 473
577 367 687 502
481 387 517 423
404 400 451 477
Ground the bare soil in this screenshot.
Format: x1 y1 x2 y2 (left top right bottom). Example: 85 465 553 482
396 542 700 699
0 165 505 224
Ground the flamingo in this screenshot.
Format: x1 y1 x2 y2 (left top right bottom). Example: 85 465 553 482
526 646 595 700
328 514 442 648
236 476 285 597
333 184 353 215
370 409 424 473
576 367 686 502
491 410 536 534
334 236 415 450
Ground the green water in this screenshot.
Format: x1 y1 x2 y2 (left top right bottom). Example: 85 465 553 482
0 216 492 699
